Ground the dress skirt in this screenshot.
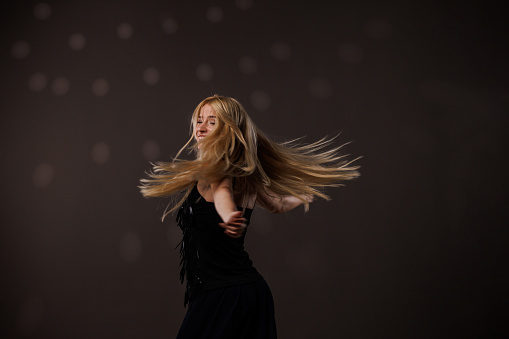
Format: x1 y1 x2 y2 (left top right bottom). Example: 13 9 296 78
176 276 277 339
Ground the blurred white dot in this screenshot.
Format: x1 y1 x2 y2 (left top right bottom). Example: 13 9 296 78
239 56 257 74
91 142 110 164
308 78 332 98
91 78 109 97
143 68 160 85
250 90 271 111
50 77 69 96
69 33 86 50
270 42 291 61
235 0 254 10
338 43 364 64
196 64 214 82
33 3 51 20
28 73 47 92
32 163 54 188
206 7 223 23
162 18 178 34
119 231 142 263
142 139 161 161
11 41 30 59
117 23 133 39
17 296 43 336
365 19 392 39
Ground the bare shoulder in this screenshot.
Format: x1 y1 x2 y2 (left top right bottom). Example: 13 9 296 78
216 177 232 189
206 178 257 208
196 179 227 203
197 178 231 201
209 177 232 194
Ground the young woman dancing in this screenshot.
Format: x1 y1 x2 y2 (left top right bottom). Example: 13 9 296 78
140 95 359 339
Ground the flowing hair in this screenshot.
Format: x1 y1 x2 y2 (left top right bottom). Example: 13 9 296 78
139 95 360 220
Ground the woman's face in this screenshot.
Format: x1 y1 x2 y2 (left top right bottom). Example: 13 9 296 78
195 104 216 142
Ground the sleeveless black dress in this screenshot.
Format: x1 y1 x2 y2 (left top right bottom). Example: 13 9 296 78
176 184 277 339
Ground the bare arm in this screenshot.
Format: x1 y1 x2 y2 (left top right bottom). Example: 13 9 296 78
257 189 314 213
211 177 246 238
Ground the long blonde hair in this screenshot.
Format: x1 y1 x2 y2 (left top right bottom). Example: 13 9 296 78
140 95 359 219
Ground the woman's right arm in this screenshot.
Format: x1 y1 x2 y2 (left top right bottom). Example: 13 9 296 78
257 189 314 213
211 177 247 238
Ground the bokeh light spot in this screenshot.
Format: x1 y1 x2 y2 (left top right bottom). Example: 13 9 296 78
162 18 178 34
196 64 214 82
28 73 48 92
91 142 110 164
338 43 364 64
32 163 54 188
17 296 44 336
92 78 109 97
235 0 254 10
142 139 161 161
11 41 30 59
33 3 51 20
365 19 392 39
119 231 142 263
270 42 291 61
308 78 333 98
143 68 160 85
206 6 223 23
250 90 271 111
239 56 257 74
117 23 133 39
69 33 86 50
50 77 70 96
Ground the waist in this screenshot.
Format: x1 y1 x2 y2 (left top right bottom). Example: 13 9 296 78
200 269 261 292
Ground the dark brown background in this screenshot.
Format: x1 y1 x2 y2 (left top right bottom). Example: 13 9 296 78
1 1 507 338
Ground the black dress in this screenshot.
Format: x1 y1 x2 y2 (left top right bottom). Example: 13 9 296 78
176 184 277 339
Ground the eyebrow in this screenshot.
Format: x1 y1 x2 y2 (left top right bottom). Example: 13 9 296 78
197 115 216 119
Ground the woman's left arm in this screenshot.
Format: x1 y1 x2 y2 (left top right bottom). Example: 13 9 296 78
212 177 246 238
257 188 314 213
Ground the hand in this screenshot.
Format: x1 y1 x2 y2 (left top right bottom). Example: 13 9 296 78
303 194 314 203
219 211 247 238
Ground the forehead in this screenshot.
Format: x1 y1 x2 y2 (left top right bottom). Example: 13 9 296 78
198 104 216 118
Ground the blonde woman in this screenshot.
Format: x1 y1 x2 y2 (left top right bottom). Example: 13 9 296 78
140 95 359 339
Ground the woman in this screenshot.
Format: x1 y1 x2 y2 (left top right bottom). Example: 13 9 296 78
140 95 359 338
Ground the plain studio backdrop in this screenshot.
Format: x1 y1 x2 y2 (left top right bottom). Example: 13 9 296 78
0 1 507 338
